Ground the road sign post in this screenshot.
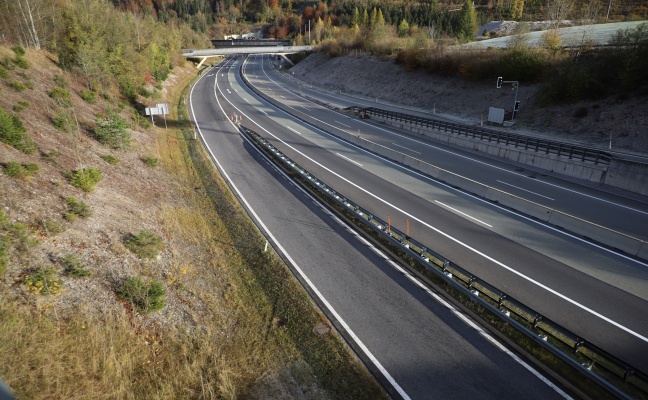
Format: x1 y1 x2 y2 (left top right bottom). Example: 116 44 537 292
496 77 520 121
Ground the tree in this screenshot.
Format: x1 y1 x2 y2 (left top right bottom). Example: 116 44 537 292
398 19 410 38
511 0 524 20
350 6 359 28
458 0 477 41
545 0 574 30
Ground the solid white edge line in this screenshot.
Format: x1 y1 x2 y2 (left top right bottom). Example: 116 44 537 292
190 60 412 400
287 126 302 135
236 58 648 344
198 59 573 398
336 152 363 167
497 180 555 201
390 142 421 154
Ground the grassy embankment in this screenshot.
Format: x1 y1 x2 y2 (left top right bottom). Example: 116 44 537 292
0 53 384 399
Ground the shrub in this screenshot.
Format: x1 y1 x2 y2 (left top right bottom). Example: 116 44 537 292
0 236 7 275
0 57 14 70
0 108 36 153
40 219 66 237
53 74 67 88
69 168 102 192
94 111 130 149
11 45 25 57
142 156 159 167
4 161 26 178
64 196 93 220
48 87 72 108
118 276 166 313
497 48 548 82
8 80 26 91
24 267 64 296
7 222 39 253
43 151 59 162
52 111 73 132
61 254 91 278
0 65 8 79
13 57 29 70
12 101 30 112
80 90 96 104
100 155 120 165
124 230 163 259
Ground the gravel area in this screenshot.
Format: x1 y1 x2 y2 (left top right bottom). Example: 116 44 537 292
289 51 648 154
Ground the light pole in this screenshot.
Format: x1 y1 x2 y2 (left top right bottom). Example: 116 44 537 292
497 76 520 121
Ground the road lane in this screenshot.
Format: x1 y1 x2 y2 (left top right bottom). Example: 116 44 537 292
190 58 570 399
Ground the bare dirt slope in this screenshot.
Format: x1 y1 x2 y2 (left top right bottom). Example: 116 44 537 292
289 51 648 154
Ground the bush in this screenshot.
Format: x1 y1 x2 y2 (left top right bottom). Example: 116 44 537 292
0 65 8 79
53 74 67 88
3 162 38 179
8 80 26 91
142 156 159 167
3 161 26 178
61 254 91 278
40 219 66 237
69 168 102 192
80 90 96 104
94 111 130 149
100 155 120 165
64 196 93 220
11 45 25 57
12 101 30 112
0 108 36 154
118 276 166 313
48 87 72 108
13 57 29 70
52 111 73 132
497 48 548 82
0 236 7 275
24 267 64 296
124 230 163 259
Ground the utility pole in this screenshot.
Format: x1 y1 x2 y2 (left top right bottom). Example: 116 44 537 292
496 77 520 121
606 0 612 21
308 20 311 44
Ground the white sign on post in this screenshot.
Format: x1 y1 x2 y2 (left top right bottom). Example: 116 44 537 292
145 103 170 128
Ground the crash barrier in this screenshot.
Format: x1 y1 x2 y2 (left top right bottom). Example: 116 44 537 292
237 60 647 261
350 106 612 165
240 125 648 399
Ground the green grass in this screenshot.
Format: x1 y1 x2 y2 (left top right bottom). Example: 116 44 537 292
117 276 166 313
124 230 163 259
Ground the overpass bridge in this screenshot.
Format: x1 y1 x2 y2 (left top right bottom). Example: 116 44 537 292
182 45 313 68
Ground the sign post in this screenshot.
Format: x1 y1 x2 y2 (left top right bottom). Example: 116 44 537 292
145 103 170 129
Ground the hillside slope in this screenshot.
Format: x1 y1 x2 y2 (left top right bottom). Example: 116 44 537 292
289 51 648 154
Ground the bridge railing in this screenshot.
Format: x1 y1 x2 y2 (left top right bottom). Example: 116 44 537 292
239 124 647 399
348 106 613 165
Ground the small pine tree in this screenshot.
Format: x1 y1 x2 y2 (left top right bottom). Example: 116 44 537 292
459 0 478 41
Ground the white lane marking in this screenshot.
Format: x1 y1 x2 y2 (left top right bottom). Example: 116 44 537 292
216 87 648 344
244 98 250 103
336 153 363 167
335 120 351 128
194 65 412 400
221 74 224 76
280 95 286 98
247 57 648 266
234 88 238 92
226 89 231 94
497 180 555 200
258 109 268 116
288 126 302 135
435 201 493 227
301 106 310 111
391 142 421 154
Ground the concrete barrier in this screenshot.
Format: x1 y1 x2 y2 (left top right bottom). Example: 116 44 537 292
484 188 553 222
638 242 648 261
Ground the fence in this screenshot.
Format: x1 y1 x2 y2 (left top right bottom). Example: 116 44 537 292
349 106 613 165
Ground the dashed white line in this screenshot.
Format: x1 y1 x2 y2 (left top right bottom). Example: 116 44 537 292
497 180 555 200
335 120 351 128
288 126 302 135
435 201 493 227
336 153 363 167
391 142 421 154
226 89 231 94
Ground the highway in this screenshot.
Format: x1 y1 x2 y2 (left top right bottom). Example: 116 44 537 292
190 57 571 399
238 54 648 370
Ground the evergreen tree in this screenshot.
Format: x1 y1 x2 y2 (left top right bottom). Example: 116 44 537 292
376 8 385 26
361 8 369 28
511 0 525 20
398 19 410 37
458 0 477 40
350 6 360 28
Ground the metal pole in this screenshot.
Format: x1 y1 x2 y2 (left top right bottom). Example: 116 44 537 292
512 81 519 120
606 0 612 21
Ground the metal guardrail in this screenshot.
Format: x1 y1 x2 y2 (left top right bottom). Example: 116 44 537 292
239 124 647 399
348 106 613 166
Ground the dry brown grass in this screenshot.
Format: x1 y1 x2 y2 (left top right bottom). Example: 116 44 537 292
0 49 385 399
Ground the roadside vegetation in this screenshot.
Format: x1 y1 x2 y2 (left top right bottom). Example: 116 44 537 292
0 1 385 392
